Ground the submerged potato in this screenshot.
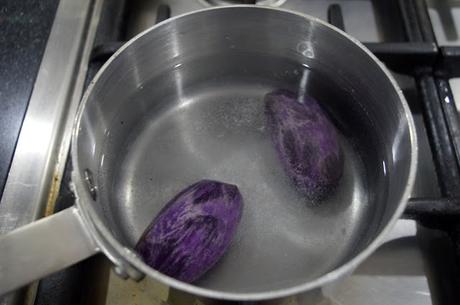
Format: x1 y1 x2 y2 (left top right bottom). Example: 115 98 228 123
135 180 243 283
265 89 343 200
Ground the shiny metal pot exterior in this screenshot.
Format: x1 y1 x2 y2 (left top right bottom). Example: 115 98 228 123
0 6 417 302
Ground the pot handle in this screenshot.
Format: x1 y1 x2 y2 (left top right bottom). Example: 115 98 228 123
0 207 99 295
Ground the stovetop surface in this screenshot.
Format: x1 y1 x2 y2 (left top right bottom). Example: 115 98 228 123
0 0 59 198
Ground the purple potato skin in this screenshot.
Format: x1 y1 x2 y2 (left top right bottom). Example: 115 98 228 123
135 180 243 283
265 89 344 201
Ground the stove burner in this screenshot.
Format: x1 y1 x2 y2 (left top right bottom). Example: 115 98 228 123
199 0 285 7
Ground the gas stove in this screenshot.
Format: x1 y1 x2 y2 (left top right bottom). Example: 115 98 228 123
1 1 460 305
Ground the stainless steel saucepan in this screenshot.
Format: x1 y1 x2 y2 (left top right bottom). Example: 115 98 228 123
0 6 417 302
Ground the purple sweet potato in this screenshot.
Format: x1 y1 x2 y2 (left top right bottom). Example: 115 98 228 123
265 89 343 200
135 180 243 283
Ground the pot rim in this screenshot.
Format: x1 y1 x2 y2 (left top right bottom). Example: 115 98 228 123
71 5 418 301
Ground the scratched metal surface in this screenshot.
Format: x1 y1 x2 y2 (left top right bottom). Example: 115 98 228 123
100 220 431 305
